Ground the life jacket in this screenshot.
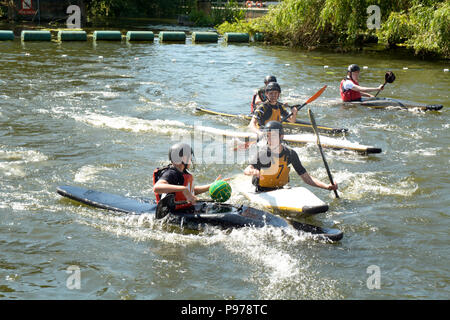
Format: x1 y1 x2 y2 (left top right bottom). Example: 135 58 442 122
256 102 283 128
153 165 194 210
340 77 362 102
251 93 257 113
258 151 290 188
251 88 266 113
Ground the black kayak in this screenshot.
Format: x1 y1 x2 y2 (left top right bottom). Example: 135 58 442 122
342 97 444 111
57 185 343 242
195 107 348 135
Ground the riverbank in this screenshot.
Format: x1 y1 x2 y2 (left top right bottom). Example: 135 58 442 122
216 0 450 61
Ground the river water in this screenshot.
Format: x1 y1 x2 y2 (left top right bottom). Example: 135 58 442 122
0 24 449 300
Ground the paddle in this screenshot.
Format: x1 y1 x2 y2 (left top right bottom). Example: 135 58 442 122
307 108 339 199
155 193 217 219
374 71 395 97
281 85 327 123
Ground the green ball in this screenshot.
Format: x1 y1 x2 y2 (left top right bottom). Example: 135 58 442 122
209 180 232 202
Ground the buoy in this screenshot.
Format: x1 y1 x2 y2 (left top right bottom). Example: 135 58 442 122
403 67 408 70
58 30 87 41
0 30 14 41
363 66 368 69
126 31 154 41
159 31 186 42
224 32 249 43
93 31 122 41
192 32 218 43
21 30 51 41
324 65 329 68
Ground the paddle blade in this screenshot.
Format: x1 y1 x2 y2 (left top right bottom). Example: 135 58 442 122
385 71 396 83
155 193 176 219
305 85 327 104
281 85 328 123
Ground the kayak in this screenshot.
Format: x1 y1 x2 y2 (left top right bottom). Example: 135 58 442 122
195 125 382 154
195 107 348 135
232 174 328 217
342 97 444 111
56 185 343 241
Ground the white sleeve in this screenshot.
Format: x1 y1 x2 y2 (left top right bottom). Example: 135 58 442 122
343 80 354 91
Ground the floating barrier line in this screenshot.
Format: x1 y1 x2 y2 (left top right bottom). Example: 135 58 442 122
0 29 265 44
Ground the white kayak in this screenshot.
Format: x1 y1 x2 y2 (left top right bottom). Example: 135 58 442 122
195 125 382 154
232 174 329 216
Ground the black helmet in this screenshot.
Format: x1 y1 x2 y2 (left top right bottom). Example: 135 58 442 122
347 64 360 73
264 75 277 84
265 82 281 93
169 143 194 165
264 121 284 136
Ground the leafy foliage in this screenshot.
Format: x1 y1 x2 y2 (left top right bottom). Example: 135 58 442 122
217 0 449 58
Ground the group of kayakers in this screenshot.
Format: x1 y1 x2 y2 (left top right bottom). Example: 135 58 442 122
153 64 382 212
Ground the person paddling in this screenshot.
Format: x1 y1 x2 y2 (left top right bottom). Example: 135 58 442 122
244 121 338 193
249 82 297 135
153 143 226 211
340 64 385 102
251 75 277 112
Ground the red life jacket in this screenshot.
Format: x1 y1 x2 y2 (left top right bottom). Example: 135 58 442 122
251 93 257 113
153 166 194 210
340 77 362 102
251 88 267 113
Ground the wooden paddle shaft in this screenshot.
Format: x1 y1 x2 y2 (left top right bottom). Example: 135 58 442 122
308 109 339 198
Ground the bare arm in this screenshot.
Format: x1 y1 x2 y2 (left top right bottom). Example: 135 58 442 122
248 117 262 135
153 179 197 203
194 175 230 195
284 103 298 123
299 172 337 190
352 84 384 94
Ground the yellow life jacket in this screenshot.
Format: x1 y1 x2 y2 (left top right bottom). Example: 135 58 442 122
256 103 283 128
258 152 290 188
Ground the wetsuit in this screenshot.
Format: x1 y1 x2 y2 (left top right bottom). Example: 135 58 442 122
252 101 290 128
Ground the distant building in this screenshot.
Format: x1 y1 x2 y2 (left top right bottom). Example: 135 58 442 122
8 0 86 25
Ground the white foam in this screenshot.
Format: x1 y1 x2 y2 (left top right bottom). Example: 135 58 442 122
0 148 48 178
72 112 188 135
74 165 112 183
339 169 418 199
0 148 48 163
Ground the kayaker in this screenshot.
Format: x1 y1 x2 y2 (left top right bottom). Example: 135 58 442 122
244 121 338 192
340 64 385 102
153 143 225 210
251 75 277 112
249 82 297 135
